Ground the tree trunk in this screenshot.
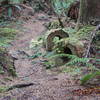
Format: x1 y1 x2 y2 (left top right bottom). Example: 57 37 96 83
78 0 100 25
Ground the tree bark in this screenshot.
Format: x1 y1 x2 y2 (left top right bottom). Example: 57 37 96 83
78 0 100 25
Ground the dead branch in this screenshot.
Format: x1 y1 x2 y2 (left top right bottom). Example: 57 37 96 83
6 83 34 91
84 24 100 58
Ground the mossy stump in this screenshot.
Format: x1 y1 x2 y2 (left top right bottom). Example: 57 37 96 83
44 28 69 51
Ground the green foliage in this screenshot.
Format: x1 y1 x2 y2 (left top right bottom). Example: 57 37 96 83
77 25 95 39
0 28 17 47
53 37 83 55
49 53 99 69
29 52 42 59
29 38 45 60
8 67 17 77
65 56 92 67
51 0 76 16
63 27 76 35
0 28 17 37
43 60 56 69
30 37 57 68
81 71 100 85
30 38 43 49
53 37 60 44
48 52 100 85
0 86 8 93
48 20 62 29
0 28 17 76
62 66 82 75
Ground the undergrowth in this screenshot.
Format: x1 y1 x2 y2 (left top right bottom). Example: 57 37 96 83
76 25 95 39
0 28 17 47
81 71 100 85
0 47 17 76
0 28 17 76
51 0 76 16
30 25 100 85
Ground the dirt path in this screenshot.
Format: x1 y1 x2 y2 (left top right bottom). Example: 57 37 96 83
0 13 99 100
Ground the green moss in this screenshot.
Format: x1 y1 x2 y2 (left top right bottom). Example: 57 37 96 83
76 25 95 39
54 37 84 53
0 86 8 93
0 28 17 37
0 28 17 47
63 27 76 35
0 28 17 76
8 67 17 77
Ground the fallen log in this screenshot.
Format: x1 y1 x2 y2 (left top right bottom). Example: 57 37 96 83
7 83 34 91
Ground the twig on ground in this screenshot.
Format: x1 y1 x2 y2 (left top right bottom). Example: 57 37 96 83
6 83 34 91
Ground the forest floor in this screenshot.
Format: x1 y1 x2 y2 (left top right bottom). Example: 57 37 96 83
0 13 100 100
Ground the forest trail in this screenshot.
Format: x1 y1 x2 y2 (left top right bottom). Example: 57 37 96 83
0 13 99 100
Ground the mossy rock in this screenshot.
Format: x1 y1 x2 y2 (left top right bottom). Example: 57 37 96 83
0 47 16 76
44 28 69 51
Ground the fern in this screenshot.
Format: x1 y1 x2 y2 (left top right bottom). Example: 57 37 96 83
65 57 92 67
29 38 45 59
49 53 76 59
0 28 17 47
48 52 100 84
51 0 76 16
81 71 100 85
48 53 99 70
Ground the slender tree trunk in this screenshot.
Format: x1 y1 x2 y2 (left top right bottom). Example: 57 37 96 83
78 0 100 25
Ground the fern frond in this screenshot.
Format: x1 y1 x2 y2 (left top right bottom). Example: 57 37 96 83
81 71 100 85
49 53 76 59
